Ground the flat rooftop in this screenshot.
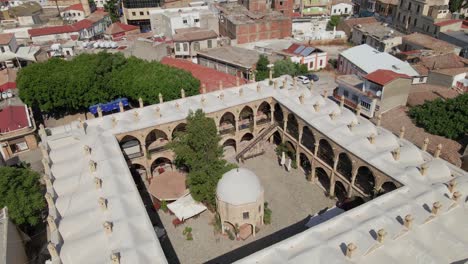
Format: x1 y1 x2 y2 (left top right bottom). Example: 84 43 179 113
217 2 290 25
355 22 404 40
45 76 468 263
197 46 279 68
403 32 459 53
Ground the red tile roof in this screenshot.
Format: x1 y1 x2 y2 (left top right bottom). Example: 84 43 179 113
28 25 77 37
0 105 29 133
0 33 14 45
64 3 84 12
364 69 410 85
434 19 462 27
105 22 139 35
72 19 94 30
161 57 248 92
0 82 16 92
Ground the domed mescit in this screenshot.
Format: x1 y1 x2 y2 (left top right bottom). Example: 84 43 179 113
216 168 264 238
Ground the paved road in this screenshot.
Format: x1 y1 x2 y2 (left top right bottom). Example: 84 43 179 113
296 71 338 95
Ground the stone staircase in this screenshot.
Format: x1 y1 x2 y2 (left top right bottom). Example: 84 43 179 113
236 123 278 162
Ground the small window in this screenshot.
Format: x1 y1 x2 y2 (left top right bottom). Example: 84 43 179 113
258 205 261 212
183 19 188 24
345 7 348 12
207 39 212 48
416 5 420 13
140 11 144 15
334 9 337 13
243 212 249 219
413 18 417 26
176 43 180 52
343 90 349 97
132 12 136 16
352 94 359 101
0 47 5 53
280 1 283 5
408 2 411 10
194 18 199 23
319 60 323 66
193 41 200 51
183 43 188 51
147 11 149 15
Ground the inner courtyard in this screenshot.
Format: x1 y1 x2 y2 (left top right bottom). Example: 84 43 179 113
157 144 336 264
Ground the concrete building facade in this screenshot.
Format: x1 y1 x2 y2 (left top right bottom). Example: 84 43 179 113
173 28 219 58
350 22 403 52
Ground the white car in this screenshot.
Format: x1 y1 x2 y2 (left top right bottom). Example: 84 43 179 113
297 76 310 84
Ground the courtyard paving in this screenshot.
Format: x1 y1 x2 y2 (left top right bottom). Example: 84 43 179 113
158 144 336 264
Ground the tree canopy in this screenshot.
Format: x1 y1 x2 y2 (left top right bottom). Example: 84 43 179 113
17 52 200 116
104 0 119 22
168 110 235 208
409 94 468 140
255 55 270 81
273 59 308 77
327 15 341 30
0 167 45 227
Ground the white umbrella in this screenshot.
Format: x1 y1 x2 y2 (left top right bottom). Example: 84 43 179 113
280 152 285 166
286 158 292 171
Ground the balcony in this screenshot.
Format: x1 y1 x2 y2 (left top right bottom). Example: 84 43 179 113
238 119 253 131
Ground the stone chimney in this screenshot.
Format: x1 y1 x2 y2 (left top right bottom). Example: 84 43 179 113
181 89 185 98
133 111 139 121
448 179 456 193
340 96 344 108
292 77 297 89
111 252 120 264
103 221 113 234
399 126 405 139
83 145 91 155
111 116 117 128
97 106 103 118
299 94 304 104
392 147 400 160
239 87 244 97
419 164 428 176
431 201 442 215
119 101 124 112
282 78 287 88
98 197 107 211
355 104 361 117
452 191 461 202
138 98 144 108
159 93 163 104
94 177 102 189
404 214 413 229
309 81 313 91
155 107 161 118
376 114 382 127
329 111 337 120
434 144 442 158
80 0 91 17
377 229 387 243
219 80 223 90
346 243 357 258
422 137 429 151
89 160 96 173
322 90 328 98
348 121 356 131
175 102 180 110
313 102 320 112
200 96 206 106
219 92 224 101
368 133 376 144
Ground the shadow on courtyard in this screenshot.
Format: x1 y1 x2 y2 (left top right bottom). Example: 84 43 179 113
205 216 311 264
131 168 181 264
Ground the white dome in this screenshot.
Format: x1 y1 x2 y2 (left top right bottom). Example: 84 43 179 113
216 168 263 205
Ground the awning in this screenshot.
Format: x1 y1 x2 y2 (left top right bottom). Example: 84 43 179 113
148 171 187 201
167 194 207 221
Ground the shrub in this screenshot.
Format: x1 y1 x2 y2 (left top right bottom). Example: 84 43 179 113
226 229 235 240
160 200 168 212
263 202 272 225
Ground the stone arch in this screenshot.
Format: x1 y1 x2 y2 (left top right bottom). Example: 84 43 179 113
286 113 299 139
270 131 282 145
274 103 284 123
151 157 173 176
256 101 271 125
119 135 142 158
172 123 187 139
317 139 334 168
222 138 236 153
337 153 353 182
299 153 312 176
240 132 254 142
301 126 315 153
315 167 330 192
380 181 397 194
145 129 169 151
219 111 236 132
355 166 376 196
334 181 347 202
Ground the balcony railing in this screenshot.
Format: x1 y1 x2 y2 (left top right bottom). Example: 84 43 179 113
220 127 236 135
148 145 166 154
125 152 144 159
257 118 271 126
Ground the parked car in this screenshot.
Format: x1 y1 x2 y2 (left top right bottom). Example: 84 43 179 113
297 76 310 84
306 74 319 82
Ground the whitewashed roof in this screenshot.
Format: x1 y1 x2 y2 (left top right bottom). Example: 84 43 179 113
217 168 263 205
45 76 467 264
340 44 420 76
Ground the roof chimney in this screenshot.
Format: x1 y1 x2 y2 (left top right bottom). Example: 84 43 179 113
119 101 124 112
98 197 107 211
103 221 113 234
111 252 120 264
431 201 442 215
404 214 413 229
138 97 144 108
159 93 163 104
346 243 357 258
422 137 429 151
181 89 185 98
83 145 91 155
89 160 96 173
399 126 405 139
97 106 103 118
434 144 442 158
94 177 102 189
377 229 387 243
47 243 60 260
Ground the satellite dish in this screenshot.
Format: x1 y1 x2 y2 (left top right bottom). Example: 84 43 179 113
376 91 382 96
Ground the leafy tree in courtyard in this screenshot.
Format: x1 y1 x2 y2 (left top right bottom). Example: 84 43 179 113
409 94 468 140
255 55 270 81
327 15 341 31
168 110 235 208
449 0 465 12
0 167 45 228
273 59 307 77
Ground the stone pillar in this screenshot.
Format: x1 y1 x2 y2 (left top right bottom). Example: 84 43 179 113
270 108 274 125
282 78 287 88
269 68 273 81
340 96 344 109
253 112 257 131
98 197 108 211
347 167 358 198
355 104 361 117
448 179 456 193
399 126 405 139
281 116 288 143
159 93 163 104
452 191 461 202
273 80 278 89
296 127 303 167
111 252 120 264
313 103 320 112
329 155 339 197
94 177 102 189
181 89 185 98
103 221 113 234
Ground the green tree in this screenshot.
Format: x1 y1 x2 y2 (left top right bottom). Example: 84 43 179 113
17 52 200 117
168 110 235 208
327 15 341 30
449 0 464 12
0 167 45 228
409 94 468 140
295 63 309 75
273 59 298 77
104 0 119 22
255 55 270 81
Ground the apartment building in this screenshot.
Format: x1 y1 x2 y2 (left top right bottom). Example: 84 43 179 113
351 22 404 52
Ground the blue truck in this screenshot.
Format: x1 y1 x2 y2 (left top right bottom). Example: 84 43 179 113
89 98 129 115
